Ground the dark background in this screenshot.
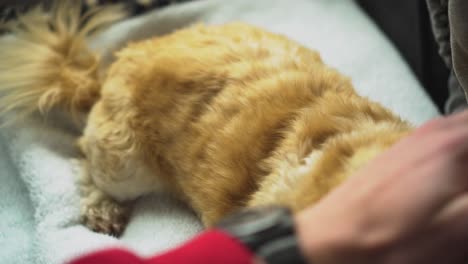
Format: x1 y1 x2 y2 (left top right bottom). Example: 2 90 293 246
1 0 449 112
357 0 448 112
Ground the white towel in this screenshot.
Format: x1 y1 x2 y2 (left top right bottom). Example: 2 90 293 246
0 0 440 263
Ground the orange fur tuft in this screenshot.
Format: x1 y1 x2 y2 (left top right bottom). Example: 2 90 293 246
0 1 127 123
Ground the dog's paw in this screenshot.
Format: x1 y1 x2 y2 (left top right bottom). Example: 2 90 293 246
80 198 131 237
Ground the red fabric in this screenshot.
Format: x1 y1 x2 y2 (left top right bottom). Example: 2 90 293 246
69 230 254 264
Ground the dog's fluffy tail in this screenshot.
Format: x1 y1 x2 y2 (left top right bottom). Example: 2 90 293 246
0 1 127 122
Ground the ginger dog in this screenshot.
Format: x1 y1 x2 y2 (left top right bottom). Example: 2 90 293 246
0 1 412 235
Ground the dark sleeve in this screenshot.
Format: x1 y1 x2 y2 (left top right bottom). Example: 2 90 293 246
426 0 468 114
449 0 468 105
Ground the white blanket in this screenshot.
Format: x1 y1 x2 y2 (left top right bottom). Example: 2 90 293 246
0 0 440 263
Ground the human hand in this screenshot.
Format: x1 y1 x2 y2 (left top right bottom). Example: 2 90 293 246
295 110 468 264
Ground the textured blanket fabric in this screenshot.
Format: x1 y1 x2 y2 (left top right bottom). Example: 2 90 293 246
0 0 439 263
0 136 35 263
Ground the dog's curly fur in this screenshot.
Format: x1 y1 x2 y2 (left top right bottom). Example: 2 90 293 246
0 1 412 236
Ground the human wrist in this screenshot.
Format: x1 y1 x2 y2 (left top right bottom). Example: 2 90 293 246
294 207 377 264
295 210 338 264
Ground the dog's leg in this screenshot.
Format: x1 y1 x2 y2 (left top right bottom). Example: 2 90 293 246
75 101 165 235
78 161 132 237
